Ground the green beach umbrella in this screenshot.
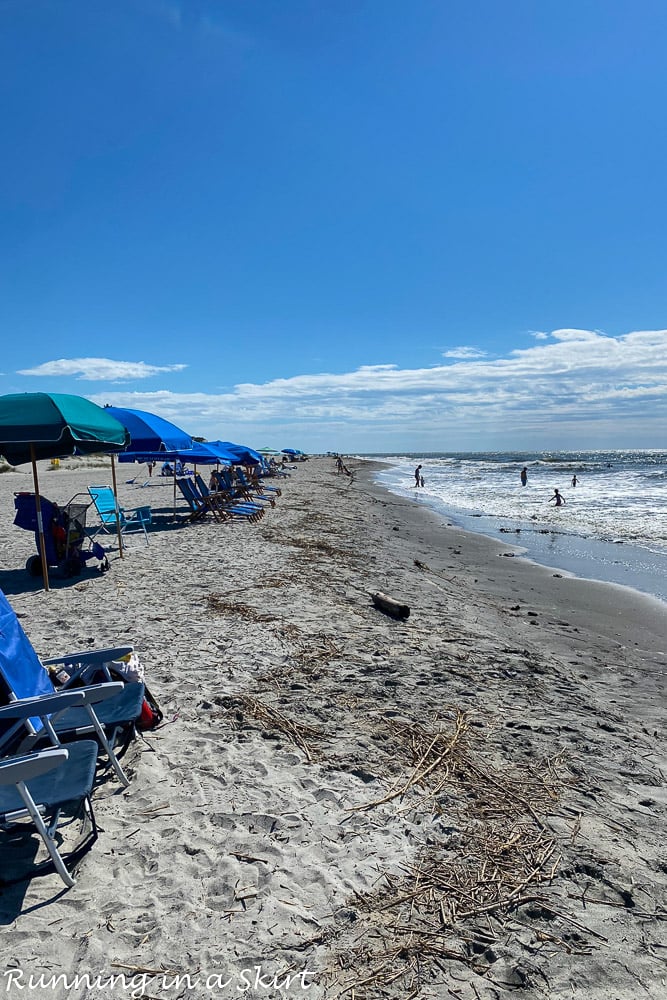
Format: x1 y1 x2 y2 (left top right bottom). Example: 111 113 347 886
0 392 130 590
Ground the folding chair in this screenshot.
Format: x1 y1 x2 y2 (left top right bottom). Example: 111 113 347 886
213 469 274 509
0 691 99 888
206 472 266 521
193 475 265 522
236 467 281 500
0 589 144 787
176 476 222 521
88 485 151 544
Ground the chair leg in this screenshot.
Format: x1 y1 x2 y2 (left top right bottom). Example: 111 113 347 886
83 708 131 786
16 783 75 887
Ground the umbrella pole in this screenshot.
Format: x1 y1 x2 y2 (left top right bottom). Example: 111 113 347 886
110 455 124 558
30 445 50 592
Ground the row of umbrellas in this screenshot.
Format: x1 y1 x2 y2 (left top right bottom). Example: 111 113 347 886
0 392 303 590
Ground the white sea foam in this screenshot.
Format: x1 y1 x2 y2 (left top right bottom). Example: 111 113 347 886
368 450 667 600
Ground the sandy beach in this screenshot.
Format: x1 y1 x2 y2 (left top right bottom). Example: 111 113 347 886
0 456 665 1000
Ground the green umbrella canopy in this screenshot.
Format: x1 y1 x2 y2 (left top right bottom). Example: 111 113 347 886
0 392 130 466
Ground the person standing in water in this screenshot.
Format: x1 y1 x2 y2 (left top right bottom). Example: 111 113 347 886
520 467 528 487
571 474 578 487
549 488 566 507
414 464 423 488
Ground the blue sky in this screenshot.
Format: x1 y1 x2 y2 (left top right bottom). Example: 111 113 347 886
1 0 666 452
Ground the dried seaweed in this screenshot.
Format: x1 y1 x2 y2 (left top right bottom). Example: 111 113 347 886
205 594 278 623
266 533 356 560
223 695 326 762
354 711 470 811
325 711 569 996
291 631 340 669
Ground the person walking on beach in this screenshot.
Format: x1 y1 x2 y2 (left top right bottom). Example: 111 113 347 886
336 456 344 474
520 467 528 487
414 464 423 488
549 488 566 507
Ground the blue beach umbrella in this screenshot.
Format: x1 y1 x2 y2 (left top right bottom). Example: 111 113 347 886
105 406 196 520
151 442 238 466
207 441 263 465
183 442 235 464
104 406 194 454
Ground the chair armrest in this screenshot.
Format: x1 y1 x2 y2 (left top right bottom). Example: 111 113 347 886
0 747 70 786
0 690 86 721
122 505 152 522
42 646 134 667
72 681 126 706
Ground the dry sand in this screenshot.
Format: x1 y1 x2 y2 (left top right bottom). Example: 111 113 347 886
0 456 665 999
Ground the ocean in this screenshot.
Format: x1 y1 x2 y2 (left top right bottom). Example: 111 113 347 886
365 451 667 603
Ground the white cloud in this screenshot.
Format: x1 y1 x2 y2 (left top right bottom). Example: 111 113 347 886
357 364 399 372
18 358 187 381
78 328 667 450
549 328 603 342
443 346 488 359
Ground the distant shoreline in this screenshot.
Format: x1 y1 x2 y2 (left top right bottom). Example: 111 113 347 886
365 457 667 605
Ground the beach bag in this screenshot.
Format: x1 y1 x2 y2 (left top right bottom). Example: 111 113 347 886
137 686 164 730
109 651 144 683
53 652 163 731
106 653 164 731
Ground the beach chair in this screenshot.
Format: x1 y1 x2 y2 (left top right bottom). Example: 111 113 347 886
88 485 152 545
210 470 269 516
194 475 266 522
213 468 266 506
0 692 99 888
267 461 290 478
234 468 279 504
176 476 226 522
189 476 242 521
196 474 265 522
236 468 283 497
0 588 144 786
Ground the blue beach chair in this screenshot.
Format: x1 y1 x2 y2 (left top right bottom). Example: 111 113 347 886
0 588 144 786
88 485 152 545
176 476 224 521
0 691 99 888
236 467 281 499
195 474 265 522
209 470 269 516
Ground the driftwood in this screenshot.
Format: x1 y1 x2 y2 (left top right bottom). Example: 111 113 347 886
371 591 410 620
